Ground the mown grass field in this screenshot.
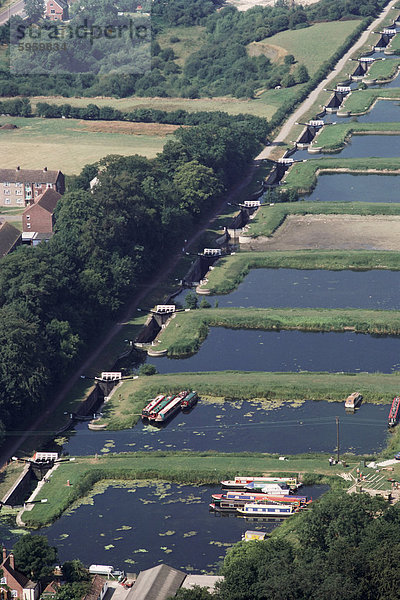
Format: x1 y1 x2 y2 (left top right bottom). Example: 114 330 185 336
20 451 363 527
313 121 400 151
0 116 169 174
250 20 361 76
366 58 400 80
155 306 400 357
243 200 400 238
283 157 400 192
199 250 400 294
340 89 400 115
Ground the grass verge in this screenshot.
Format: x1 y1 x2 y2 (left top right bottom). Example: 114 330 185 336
198 250 400 294
313 121 400 152
366 58 400 80
340 89 400 115
154 307 400 356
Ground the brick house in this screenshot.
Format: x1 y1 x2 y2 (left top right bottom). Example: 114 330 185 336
0 221 22 257
0 548 39 600
0 168 65 208
22 189 61 237
45 0 68 20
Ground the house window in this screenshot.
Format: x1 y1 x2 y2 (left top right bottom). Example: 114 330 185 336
11 591 18 598
16 189 22 195
34 183 41 188
16 198 23 205
3 182 10 187
46 183 53 188
4 190 10 195
26 215 30 220
51 9 55 12
15 182 22 187
26 223 31 229
4 199 11 205
0 578 6 584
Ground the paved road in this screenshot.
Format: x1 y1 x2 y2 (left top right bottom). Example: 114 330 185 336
0 0 25 25
256 0 399 160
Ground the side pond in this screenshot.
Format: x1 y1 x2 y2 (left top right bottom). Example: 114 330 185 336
27 481 329 574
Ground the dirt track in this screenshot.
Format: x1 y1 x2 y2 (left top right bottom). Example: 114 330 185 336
247 214 400 251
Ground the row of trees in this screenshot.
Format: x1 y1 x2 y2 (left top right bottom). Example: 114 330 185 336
34 101 269 138
0 120 265 443
176 491 400 600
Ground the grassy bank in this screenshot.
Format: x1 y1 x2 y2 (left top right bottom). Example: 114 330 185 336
340 89 400 115
198 250 400 295
282 158 400 193
0 117 169 174
242 201 400 237
99 370 400 430
154 307 400 356
21 452 360 528
313 122 400 152
366 58 400 80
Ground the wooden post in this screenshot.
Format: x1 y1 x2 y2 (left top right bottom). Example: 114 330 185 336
336 416 340 463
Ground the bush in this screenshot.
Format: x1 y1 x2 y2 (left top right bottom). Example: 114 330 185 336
139 364 158 376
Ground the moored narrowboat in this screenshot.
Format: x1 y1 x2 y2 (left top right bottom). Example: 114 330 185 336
221 476 299 490
148 395 176 421
142 394 166 419
389 396 400 427
237 503 297 517
154 390 189 423
181 391 198 409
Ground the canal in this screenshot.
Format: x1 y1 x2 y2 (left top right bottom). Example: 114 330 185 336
63 398 388 457
175 269 400 310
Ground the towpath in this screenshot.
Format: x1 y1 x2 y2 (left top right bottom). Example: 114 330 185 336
256 0 399 160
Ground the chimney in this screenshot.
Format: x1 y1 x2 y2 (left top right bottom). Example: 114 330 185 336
2 547 6 562
16 166 20 171
9 553 14 569
43 167 47 172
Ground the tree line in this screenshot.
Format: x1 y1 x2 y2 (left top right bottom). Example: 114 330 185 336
0 97 268 140
0 120 265 445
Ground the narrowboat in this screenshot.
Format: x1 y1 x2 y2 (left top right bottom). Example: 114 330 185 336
245 482 290 495
141 394 165 419
148 395 176 421
389 396 400 428
154 391 188 423
221 476 299 490
225 492 307 504
237 503 297 517
181 391 198 409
